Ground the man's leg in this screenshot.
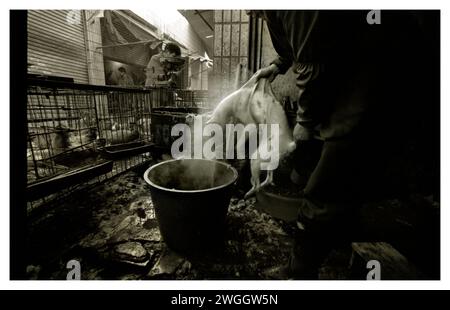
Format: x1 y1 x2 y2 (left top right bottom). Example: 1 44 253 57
290 139 323 189
289 137 365 278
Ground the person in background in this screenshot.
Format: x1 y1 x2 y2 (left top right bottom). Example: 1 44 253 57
145 42 182 87
137 68 148 86
117 66 134 86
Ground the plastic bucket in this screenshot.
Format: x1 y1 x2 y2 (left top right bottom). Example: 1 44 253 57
144 159 238 252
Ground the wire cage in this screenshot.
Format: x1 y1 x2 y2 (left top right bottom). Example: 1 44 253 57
27 85 101 184
95 90 154 158
26 78 210 211
170 89 209 108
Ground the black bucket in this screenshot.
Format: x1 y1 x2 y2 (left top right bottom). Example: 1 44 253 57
144 159 238 252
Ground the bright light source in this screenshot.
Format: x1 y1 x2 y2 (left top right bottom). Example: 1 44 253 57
205 35 213 39
133 9 188 29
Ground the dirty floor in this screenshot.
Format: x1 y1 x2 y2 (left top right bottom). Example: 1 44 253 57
26 163 355 280
25 160 440 280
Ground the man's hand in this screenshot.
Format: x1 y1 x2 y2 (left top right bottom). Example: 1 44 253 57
255 64 280 82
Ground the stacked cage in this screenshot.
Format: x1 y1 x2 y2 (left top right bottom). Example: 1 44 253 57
26 79 210 211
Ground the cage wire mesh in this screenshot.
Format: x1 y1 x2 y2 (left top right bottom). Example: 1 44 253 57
26 80 209 212
27 86 100 183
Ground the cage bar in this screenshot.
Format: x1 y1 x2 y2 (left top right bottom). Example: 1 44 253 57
26 78 209 211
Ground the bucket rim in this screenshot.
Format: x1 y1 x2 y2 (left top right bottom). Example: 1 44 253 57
143 158 238 194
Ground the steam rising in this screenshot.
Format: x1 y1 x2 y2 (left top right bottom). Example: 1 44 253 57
148 159 235 191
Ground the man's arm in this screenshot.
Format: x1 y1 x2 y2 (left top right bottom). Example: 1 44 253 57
263 11 294 75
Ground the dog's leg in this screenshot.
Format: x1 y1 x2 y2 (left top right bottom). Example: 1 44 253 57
257 134 275 189
244 158 261 198
260 170 274 188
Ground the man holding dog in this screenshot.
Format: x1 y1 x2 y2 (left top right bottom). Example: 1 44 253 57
251 10 434 279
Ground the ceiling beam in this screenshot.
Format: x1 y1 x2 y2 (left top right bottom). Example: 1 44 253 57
195 10 213 32
194 10 212 15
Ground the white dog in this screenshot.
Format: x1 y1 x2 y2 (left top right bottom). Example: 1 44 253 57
207 74 296 198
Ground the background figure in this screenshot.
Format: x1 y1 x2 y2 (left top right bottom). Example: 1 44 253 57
145 42 182 88
117 67 134 87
